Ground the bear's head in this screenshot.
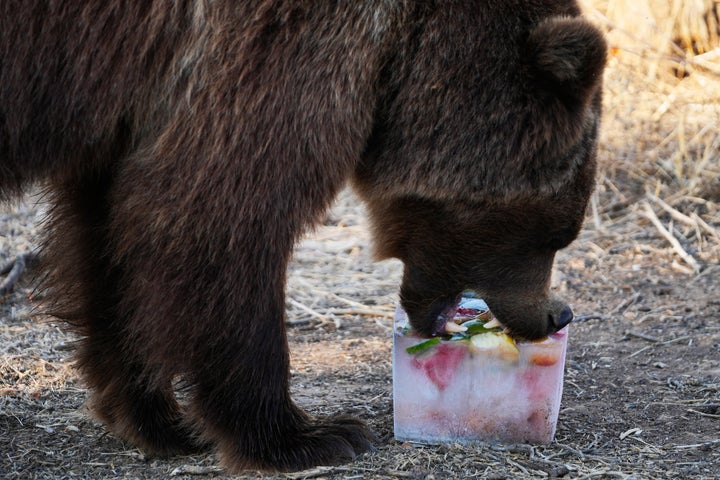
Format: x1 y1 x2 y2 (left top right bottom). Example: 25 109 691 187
354 9 607 340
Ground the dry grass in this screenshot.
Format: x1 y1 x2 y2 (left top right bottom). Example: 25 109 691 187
1 2 719 479
581 0 720 270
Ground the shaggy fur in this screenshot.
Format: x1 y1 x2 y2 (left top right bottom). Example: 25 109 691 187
0 0 606 472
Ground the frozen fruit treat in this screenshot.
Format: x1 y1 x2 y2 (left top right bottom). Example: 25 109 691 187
393 296 568 445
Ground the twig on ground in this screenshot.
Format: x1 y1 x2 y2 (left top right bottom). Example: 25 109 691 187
691 212 720 241
0 258 15 276
692 264 720 283
646 191 720 253
660 335 691 345
287 298 334 325
672 439 720 450
283 466 349 480
612 293 642 315
646 191 696 226
628 345 653 358
169 465 224 476
574 314 609 323
0 254 27 297
641 202 700 273
687 408 720 419
329 308 394 319
626 331 660 343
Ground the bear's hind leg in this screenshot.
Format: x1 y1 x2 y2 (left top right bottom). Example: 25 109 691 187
79 336 200 456
45 175 201 456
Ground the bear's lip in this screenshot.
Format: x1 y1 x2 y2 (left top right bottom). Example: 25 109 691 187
429 293 463 336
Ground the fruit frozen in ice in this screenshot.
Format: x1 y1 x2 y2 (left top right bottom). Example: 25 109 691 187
468 331 520 362
393 296 569 445
411 343 466 390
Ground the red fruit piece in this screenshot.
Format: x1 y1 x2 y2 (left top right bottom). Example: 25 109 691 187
412 343 466 390
529 351 560 366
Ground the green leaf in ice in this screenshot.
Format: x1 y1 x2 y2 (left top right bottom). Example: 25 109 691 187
448 333 470 342
462 320 500 335
405 337 441 355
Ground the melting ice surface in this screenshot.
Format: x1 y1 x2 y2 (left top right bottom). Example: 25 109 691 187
393 297 568 445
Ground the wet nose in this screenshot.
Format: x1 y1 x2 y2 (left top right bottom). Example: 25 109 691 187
551 305 574 331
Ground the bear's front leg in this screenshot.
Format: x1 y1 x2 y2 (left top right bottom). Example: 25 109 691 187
110 185 375 472
184 278 376 471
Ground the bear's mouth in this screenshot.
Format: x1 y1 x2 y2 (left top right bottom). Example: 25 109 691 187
430 292 506 336
428 293 462 336
406 291 510 338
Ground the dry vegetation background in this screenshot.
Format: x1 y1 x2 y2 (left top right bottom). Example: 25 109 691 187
1 1 719 479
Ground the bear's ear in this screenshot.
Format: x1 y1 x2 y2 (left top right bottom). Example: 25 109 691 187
526 16 607 105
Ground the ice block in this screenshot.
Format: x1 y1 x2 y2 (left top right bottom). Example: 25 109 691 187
393 296 568 445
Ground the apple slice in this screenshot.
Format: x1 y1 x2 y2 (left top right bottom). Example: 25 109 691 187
468 332 520 363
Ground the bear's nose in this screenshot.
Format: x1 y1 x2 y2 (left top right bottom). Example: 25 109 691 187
550 305 573 331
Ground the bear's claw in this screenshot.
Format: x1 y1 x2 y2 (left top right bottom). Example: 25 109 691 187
217 414 377 473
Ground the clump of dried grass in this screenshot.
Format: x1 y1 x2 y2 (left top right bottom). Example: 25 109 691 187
584 0 720 189
589 1 720 74
581 0 720 270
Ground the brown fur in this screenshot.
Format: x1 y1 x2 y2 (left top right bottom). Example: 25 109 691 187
0 1 606 472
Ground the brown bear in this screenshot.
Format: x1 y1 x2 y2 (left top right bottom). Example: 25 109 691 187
0 0 606 473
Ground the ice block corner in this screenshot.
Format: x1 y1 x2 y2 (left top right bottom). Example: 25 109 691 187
393 297 568 445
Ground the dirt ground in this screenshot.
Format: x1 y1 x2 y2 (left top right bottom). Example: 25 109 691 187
1 4 719 480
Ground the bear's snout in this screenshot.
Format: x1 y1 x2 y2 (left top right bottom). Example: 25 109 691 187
473 294 573 341
549 305 574 332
